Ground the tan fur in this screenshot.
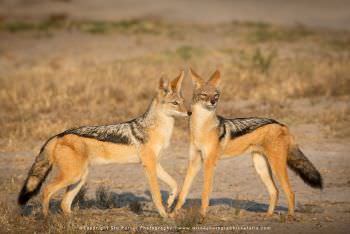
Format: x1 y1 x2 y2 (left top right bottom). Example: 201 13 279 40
222 124 295 216
22 71 188 218
174 69 298 217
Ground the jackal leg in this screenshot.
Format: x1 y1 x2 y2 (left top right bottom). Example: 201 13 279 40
173 147 201 213
61 169 88 214
200 152 218 217
266 147 295 216
252 152 278 216
42 144 86 216
42 170 82 216
140 149 167 218
156 163 178 209
42 172 71 216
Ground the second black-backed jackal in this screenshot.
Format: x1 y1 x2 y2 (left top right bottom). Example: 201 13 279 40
18 71 188 218
173 68 322 217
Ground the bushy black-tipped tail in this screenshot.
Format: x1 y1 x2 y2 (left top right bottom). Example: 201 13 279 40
18 147 52 206
287 145 323 189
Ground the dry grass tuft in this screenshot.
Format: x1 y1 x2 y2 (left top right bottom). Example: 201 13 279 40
175 204 203 229
95 186 116 209
129 201 143 215
72 184 88 208
245 23 313 43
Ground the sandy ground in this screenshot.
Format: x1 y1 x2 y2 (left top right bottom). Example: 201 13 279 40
1 98 350 233
1 132 350 233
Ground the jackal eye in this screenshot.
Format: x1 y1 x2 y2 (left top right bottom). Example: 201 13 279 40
171 101 179 105
200 94 207 98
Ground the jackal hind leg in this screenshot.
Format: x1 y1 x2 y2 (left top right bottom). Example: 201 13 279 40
61 169 88 214
252 152 278 216
42 174 62 216
266 146 295 216
42 171 75 216
42 143 86 216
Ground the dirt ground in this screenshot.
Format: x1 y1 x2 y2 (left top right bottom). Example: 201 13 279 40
1 138 350 233
0 1 350 233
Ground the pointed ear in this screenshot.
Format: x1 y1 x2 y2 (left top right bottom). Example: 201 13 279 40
158 76 170 94
208 70 221 88
189 67 204 88
170 70 184 93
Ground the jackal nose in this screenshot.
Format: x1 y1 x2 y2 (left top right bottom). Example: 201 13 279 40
210 99 216 105
187 111 192 116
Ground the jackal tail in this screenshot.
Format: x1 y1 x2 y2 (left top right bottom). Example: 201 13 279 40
287 145 323 189
18 137 57 206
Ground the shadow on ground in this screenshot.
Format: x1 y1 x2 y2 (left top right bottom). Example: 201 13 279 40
20 189 287 216
149 190 288 213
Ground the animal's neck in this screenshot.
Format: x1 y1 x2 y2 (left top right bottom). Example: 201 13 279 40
144 98 175 129
143 98 175 149
190 104 217 130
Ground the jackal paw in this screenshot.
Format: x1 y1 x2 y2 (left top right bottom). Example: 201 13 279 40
158 211 168 219
265 212 274 217
287 214 297 221
198 213 206 224
168 212 176 219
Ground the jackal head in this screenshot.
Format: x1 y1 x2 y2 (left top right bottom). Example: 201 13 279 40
189 67 221 111
157 71 188 117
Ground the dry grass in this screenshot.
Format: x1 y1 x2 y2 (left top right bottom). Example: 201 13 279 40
0 18 350 152
0 182 147 233
0 199 81 233
1 16 169 35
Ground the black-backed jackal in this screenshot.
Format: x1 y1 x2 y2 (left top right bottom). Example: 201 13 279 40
18 71 188 218
173 68 322 217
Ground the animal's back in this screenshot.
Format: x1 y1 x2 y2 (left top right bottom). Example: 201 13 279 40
218 116 282 140
57 117 148 145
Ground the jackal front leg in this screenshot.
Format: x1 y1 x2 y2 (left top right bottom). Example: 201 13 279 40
173 146 201 213
156 163 178 209
201 149 219 217
140 149 167 218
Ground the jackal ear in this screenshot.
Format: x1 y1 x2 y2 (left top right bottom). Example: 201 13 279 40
189 67 204 88
158 76 170 94
170 70 184 94
208 70 221 88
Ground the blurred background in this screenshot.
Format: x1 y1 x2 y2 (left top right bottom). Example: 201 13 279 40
0 0 349 150
1 0 350 29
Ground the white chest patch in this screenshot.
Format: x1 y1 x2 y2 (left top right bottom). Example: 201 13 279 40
191 105 216 143
163 124 174 148
153 116 175 156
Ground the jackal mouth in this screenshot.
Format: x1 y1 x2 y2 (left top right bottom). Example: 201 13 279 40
169 109 189 118
204 102 217 110
177 111 189 117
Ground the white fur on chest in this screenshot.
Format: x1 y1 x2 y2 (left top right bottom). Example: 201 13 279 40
191 105 216 139
153 116 175 155
160 120 174 148
190 105 218 154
